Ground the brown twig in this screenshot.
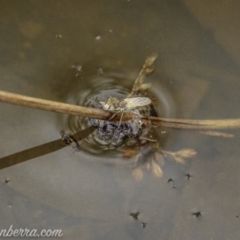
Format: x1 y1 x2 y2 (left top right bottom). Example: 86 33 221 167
0 90 240 130
0 54 239 133
142 116 240 130
127 53 158 97
0 90 111 120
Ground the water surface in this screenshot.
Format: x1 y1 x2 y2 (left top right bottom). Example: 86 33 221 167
0 1 240 239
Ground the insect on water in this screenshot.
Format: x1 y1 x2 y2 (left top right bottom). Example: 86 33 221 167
102 97 152 128
118 97 152 110
60 132 81 151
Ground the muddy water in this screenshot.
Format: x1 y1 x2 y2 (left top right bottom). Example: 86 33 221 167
0 0 240 239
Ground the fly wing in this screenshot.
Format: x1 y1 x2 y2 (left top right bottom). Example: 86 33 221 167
124 97 151 109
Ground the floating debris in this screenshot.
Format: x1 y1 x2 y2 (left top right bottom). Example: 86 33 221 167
132 145 196 181
192 211 202 218
185 173 192 179
141 222 147 228
130 211 139 220
4 178 10 183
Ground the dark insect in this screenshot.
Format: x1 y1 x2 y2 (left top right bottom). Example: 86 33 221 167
192 211 201 218
141 222 147 228
130 211 140 220
60 132 81 151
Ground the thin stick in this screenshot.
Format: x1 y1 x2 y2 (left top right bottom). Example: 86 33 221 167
0 90 110 120
127 53 158 97
143 116 240 130
1 90 240 130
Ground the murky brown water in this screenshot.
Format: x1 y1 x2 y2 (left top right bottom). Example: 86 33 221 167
1 0 240 239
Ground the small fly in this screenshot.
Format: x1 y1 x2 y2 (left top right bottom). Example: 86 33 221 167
117 97 151 110
100 97 152 128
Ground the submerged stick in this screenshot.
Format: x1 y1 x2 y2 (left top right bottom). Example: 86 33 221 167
1 90 240 130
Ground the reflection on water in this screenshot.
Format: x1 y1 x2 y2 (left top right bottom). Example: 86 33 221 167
0 0 240 239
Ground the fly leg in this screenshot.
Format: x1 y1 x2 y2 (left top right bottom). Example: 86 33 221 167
117 111 124 129
108 110 122 122
112 111 124 140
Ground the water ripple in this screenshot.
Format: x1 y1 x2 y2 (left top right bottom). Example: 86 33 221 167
61 73 176 155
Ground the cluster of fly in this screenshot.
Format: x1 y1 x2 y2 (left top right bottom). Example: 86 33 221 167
89 96 152 146
90 117 142 146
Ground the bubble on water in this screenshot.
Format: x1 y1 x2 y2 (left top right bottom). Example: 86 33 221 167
95 35 101 40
